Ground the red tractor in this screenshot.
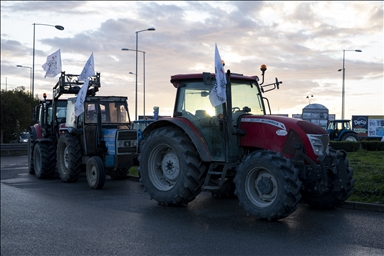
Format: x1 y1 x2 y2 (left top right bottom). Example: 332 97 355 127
138 66 354 221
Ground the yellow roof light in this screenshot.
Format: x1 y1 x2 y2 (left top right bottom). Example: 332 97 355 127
260 64 267 72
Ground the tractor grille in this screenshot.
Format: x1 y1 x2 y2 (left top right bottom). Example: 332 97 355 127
117 130 138 154
118 130 137 140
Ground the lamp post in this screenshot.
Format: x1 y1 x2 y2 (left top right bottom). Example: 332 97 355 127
32 23 64 98
122 48 146 120
133 27 155 120
1 77 7 91
338 49 362 119
16 65 32 94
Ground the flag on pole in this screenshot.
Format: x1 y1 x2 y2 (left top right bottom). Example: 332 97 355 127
79 53 95 81
74 78 89 116
209 44 227 107
42 49 62 78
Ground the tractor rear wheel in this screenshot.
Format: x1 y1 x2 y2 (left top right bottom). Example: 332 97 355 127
139 127 206 205
57 134 82 183
33 142 56 179
234 151 302 221
86 156 106 189
341 133 359 141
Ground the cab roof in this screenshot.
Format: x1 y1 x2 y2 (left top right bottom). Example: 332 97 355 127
170 73 258 88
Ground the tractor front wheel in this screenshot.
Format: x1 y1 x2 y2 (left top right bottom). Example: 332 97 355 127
139 127 206 205
57 134 82 183
234 151 302 221
86 156 106 189
33 142 56 179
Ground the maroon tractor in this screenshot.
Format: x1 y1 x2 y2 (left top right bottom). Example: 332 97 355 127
138 65 354 221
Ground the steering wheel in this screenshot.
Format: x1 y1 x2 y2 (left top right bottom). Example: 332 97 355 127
232 107 240 113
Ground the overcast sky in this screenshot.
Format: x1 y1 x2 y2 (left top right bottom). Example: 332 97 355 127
1 1 383 119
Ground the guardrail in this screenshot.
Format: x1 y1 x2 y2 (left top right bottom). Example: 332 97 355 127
1 143 28 155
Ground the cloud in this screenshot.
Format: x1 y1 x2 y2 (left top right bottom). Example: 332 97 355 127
1 1 382 118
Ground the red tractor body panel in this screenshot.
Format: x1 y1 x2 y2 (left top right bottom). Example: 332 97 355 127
239 115 325 161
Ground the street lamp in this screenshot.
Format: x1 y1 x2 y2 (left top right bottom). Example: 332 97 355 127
122 48 147 120
133 27 155 120
16 65 32 94
338 49 362 119
306 95 313 104
32 23 64 98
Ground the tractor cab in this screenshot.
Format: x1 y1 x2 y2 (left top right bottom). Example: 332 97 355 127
172 73 266 161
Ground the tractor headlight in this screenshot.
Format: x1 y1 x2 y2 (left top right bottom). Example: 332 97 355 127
117 140 138 147
307 134 329 156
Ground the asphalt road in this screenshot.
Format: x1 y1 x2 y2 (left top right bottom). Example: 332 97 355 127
1 155 384 256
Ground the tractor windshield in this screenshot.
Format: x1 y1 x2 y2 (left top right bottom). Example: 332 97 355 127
175 79 264 117
231 80 264 115
85 101 130 124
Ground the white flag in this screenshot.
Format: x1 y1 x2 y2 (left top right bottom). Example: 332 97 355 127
79 53 95 81
209 44 227 107
42 49 62 78
74 78 89 116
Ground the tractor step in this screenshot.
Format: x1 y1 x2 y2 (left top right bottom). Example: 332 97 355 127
202 185 219 190
203 162 237 191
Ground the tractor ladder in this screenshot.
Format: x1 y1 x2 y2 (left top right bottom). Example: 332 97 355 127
202 162 237 191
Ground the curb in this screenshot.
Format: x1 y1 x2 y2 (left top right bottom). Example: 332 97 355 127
341 201 384 212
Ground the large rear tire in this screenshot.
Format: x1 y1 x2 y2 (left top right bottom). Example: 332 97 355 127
33 142 56 179
234 151 302 221
86 156 106 189
139 127 206 205
57 134 82 183
301 151 354 209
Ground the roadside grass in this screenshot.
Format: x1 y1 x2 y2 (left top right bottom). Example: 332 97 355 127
128 166 139 177
347 150 384 204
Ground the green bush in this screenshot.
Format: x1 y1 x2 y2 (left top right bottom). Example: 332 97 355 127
329 141 360 152
361 141 384 151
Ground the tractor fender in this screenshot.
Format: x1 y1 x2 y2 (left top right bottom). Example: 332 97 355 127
31 124 42 140
143 118 212 162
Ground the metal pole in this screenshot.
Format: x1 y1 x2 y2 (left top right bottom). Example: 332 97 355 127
32 23 36 98
143 51 146 120
342 50 345 119
29 68 32 95
341 49 361 120
135 31 139 121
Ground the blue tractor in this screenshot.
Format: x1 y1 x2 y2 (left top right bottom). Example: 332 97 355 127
327 120 359 141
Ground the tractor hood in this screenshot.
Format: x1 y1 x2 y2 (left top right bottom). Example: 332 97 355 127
239 115 329 161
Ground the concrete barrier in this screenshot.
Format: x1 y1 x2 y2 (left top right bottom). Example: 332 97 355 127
1 144 28 155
